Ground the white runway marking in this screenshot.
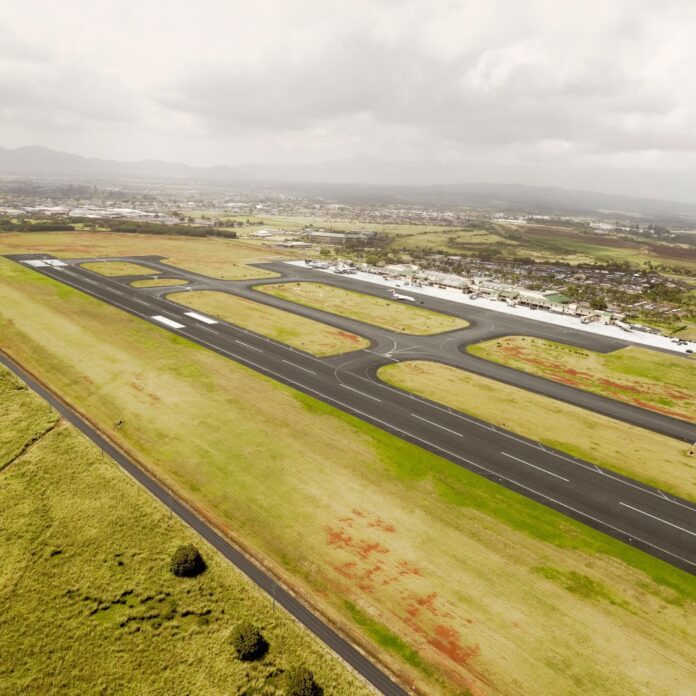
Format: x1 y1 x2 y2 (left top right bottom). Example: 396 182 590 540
501 452 570 482
44 259 68 267
411 413 462 436
340 384 381 401
235 340 263 353
184 311 218 325
152 315 185 329
23 260 49 267
618 502 696 537
282 359 316 375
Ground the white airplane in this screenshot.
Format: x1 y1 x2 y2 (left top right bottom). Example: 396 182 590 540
389 288 416 302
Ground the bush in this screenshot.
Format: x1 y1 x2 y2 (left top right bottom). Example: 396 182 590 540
284 666 320 695
231 621 268 661
169 544 206 577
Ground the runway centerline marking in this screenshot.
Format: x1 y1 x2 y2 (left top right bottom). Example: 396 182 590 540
282 359 316 375
411 413 462 437
501 452 570 482
340 384 382 402
151 315 185 329
618 502 696 537
235 340 263 353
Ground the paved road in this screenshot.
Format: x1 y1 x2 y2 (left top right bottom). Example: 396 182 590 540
7 253 696 576
0 350 405 696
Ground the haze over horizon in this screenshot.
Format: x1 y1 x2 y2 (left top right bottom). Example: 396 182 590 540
2 1 696 201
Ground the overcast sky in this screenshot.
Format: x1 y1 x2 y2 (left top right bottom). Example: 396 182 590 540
2 0 696 200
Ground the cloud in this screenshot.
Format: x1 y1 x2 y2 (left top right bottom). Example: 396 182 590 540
1 0 696 199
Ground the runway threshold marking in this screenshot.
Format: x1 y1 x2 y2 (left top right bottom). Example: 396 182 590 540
340 384 382 402
501 452 570 482
152 315 185 329
411 413 462 437
281 359 316 375
618 502 696 537
235 340 263 353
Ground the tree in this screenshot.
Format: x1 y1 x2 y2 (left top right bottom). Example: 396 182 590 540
170 544 206 577
231 621 268 661
284 666 320 695
590 296 608 311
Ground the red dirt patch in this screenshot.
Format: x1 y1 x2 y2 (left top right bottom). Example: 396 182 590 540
338 330 363 344
429 624 480 667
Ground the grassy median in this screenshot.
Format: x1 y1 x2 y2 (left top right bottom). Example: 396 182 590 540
1 241 695 695
379 360 696 503
168 290 370 356
131 278 189 288
469 336 696 423
81 260 160 276
0 365 369 696
256 281 469 335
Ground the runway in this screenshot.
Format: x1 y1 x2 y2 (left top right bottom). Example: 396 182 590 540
8 252 696 576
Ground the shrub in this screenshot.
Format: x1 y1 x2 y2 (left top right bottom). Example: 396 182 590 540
231 621 268 661
169 544 206 578
284 666 320 695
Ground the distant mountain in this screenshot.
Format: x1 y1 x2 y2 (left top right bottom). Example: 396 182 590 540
0 145 248 181
2 145 696 223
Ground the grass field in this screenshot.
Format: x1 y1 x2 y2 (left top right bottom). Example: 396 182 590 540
0 231 286 280
168 290 370 356
81 260 159 276
256 282 469 335
378 361 696 503
0 366 369 695
1 234 696 695
468 337 696 423
131 278 189 288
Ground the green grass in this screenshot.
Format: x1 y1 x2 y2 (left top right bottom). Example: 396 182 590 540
468 337 696 423
256 282 468 335
378 360 696 503
2 237 696 695
0 364 369 696
80 261 159 276
167 289 370 356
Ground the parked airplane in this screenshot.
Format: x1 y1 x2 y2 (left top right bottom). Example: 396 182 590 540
389 288 416 302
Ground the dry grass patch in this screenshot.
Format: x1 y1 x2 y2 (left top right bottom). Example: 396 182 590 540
469 336 696 423
1 254 695 695
379 360 696 503
0 231 285 280
256 282 468 335
81 261 159 277
131 278 189 288
168 289 369 356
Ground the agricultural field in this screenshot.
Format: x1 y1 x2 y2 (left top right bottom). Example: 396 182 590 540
468 337 696 423
256 282 468 335
1 232 695 694
0 231 287 280
390 222 696 272
81 260 159 276
131 278 189 288
0 365 368 695
378 361 696 502
168 290 370 356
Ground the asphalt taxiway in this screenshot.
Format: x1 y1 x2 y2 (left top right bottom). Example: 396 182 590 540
8 253 696 575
